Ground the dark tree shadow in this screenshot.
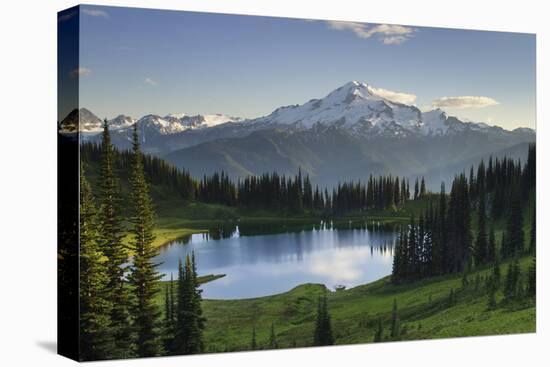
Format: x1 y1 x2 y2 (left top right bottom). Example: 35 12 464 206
36 340 57 354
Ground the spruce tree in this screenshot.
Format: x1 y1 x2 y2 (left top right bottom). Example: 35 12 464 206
313 295 334 346
127 123 164 357
374 318 383 342
98 119 133 357
492 257 501 290
475 188 488 266
420 177 426 198
529 205 536 253
503 258 519 302
250 325 257 350
79 167 115 360
487 225 496 263
269 323 278 349
527 257 536 298
437 182 448 275
390 299 400 340
173 254 204 355
190 252 206 349
163 275 176 354
504 186 524 257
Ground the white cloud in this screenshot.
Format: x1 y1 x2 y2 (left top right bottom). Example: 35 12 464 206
368 86 417 105
432 96 499 109
144 77 158 86
327 21 415 44
308 250 368 283
70 67 91 78
82 9 109 18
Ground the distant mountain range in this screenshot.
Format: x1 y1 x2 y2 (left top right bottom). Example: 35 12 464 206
61 81 535 189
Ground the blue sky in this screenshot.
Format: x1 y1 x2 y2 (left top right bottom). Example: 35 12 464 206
72 5 536 129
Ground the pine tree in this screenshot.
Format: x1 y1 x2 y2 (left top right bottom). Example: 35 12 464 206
527 257 536 298
503 258 520 302
163 275 176 354
191 252 205 331
313 295 334 346
97 120 133 357
487 225 496 263
475 189 488 266
390 299 400 340
127 123 164 357
530 205 536 253
79 167 115 360
504 186 524 257
420 177 427 198
164 284 170 325
172 254 205 355
492 257 501 290
250 325 257 350
436 182 448 275
269 323 278 349
374 318 384 342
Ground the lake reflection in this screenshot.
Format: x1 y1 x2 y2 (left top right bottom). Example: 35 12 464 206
154 222 397 299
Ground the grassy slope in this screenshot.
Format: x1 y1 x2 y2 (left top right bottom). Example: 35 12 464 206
193 256 534 352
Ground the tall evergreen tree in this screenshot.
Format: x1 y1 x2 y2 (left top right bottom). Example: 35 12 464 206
504 186 524 258
503 258 520 302
492 257 501 290
127 124 164 357
527 257 536 298
374 318 384 342
487 225 496 263
530 205 536 253
419 177 427 198
250 325 257 350
436 182 448 275
475 188 488 266
172 254 205 355
79 167 115 360
163 275 176 354
269 323 278 349
98 120 133 357
390 299 400 341
313 295 334 346
190 251 206 342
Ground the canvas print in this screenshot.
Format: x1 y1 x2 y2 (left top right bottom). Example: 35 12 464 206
58 5 536 361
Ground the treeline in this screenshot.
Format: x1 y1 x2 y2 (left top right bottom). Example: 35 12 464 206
79 122 205 360
81 141 196 201
392 144 535 284
200 170 422 214
83 139 430 215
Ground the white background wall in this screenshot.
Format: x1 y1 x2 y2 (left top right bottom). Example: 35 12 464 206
0 0 547 365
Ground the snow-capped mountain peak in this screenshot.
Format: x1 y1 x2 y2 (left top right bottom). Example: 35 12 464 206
255 81 423 135
165 112 187 119
250 81 518 139
69 109 245 135
66 81 534 144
